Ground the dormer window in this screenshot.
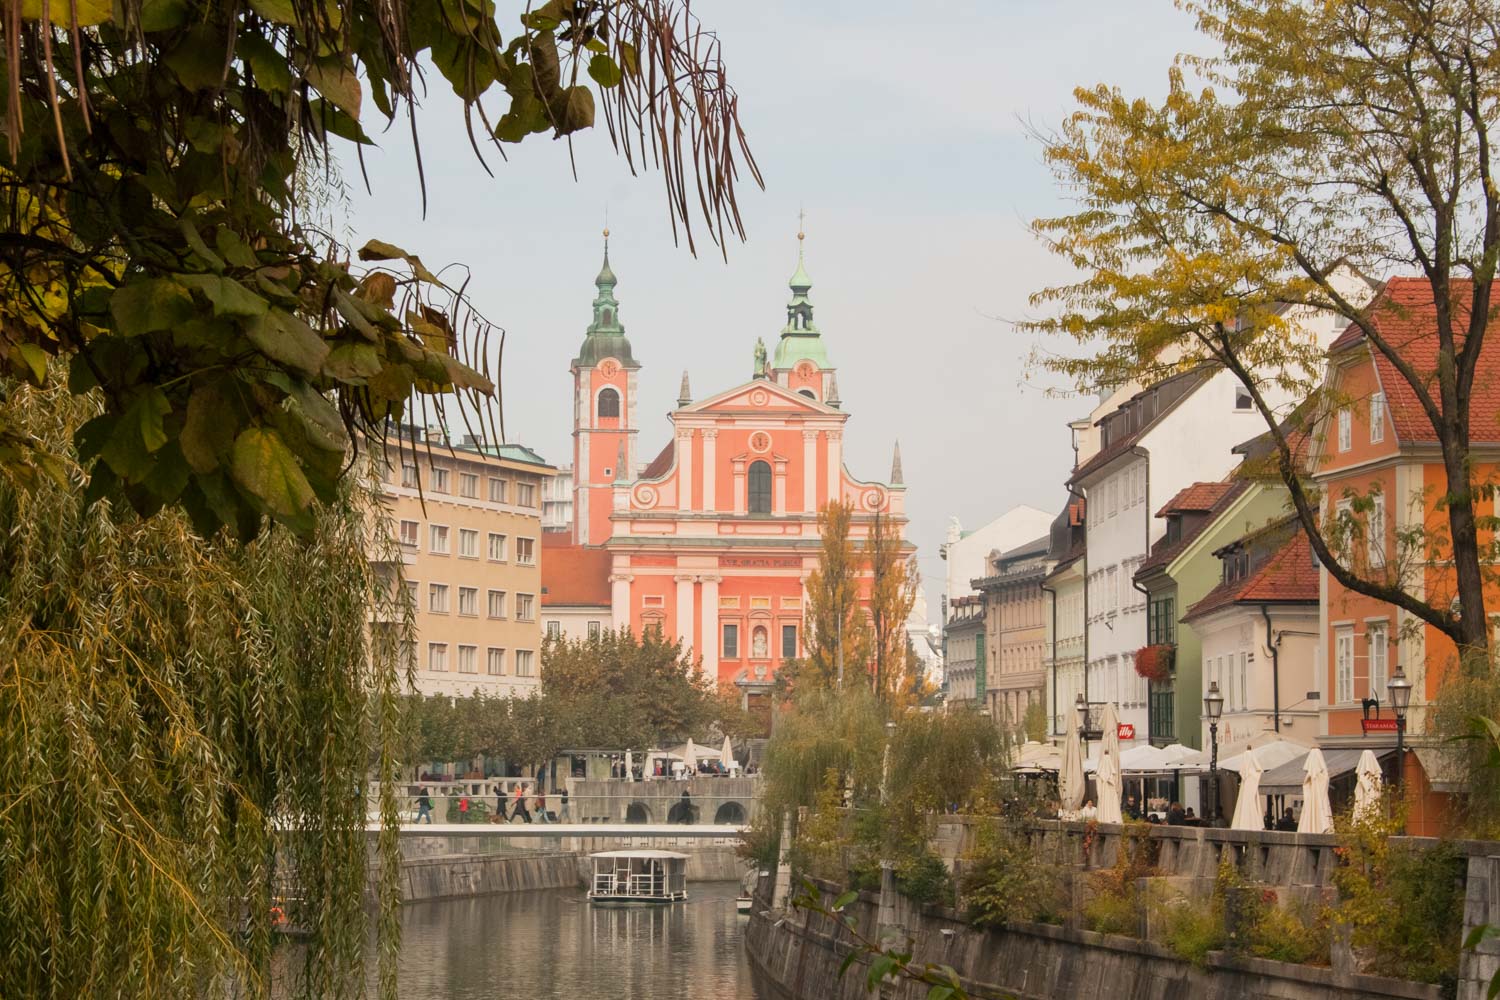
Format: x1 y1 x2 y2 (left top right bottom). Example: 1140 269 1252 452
1164 516 1182 544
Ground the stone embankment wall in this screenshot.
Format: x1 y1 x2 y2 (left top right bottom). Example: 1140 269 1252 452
395 852 580 903
749 821 1500 1000
745 876 1440 1000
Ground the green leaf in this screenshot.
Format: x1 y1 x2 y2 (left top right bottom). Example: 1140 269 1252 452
180 274 268 319
287 381 348 453
138 0 188 31
587 54 622 88
214 228 259 269
230 425 315 521
618 41 639 76
248 0 295 24
925 988 954 1000
180 382 237 473
323 343 382 381
832 890 858 912
358 239 410 262
110 279 196 336
164 27 227 90
178 216 226 272
240 34 294 92
837 951 859 979
245 309 330 376
554 85 595 135
101 389 171 480
306 58 363 118
12 343 48 385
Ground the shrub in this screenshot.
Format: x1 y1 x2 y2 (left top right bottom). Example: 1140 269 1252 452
1158 895 1225 966
1083 890 1140 936
961 819 1067 927
737 814 781 869
895 849 953 907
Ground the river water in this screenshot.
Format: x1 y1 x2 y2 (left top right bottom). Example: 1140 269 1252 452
381 881 764 999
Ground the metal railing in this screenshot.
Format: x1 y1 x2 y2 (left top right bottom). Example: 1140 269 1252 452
369 781 759 828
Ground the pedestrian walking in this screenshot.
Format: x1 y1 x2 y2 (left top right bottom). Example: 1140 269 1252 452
559 787 571 823
458 795 470 824
535 792 550 823
415 787 432 824
512 783 532 823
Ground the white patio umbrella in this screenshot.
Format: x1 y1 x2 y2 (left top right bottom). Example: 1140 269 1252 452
1353 749 1383 824
1096 703 1124 824
1298 748 1333 834
1230 747 1266 831
720 735 735 768
624 748 634 782
1059 730 1085 816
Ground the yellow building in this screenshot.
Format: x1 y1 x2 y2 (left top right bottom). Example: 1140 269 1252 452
974 533 1053 730
373 432 557 697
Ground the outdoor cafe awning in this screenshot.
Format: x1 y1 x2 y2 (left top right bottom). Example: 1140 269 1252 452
1259 747 1395 795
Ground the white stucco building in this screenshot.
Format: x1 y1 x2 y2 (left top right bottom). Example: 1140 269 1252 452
940 506 1055 615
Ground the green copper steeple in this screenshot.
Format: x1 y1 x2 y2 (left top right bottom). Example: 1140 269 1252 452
772 231 831 369
573 230 638 368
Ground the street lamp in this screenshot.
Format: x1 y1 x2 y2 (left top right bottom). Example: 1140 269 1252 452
1387 666 1413 788
1075 692 1088 755
880 720 897 805
1203 681 1224 824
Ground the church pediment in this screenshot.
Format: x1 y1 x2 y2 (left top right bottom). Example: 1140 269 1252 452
685 379 840 416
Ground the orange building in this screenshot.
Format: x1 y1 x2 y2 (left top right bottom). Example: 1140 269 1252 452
1312 277 1500 834
545 235 909 705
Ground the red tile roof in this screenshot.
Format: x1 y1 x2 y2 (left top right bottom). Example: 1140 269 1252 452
540 535 612 607
641 440 675 480
1182 525 1318 623
1155 481 1235 519
1137 480 1250 578
1329 277 1500 444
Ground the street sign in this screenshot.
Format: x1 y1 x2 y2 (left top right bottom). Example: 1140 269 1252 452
1361 718 1398 733
1117 723 1136 740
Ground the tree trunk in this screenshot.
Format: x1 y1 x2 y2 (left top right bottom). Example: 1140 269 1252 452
1441 435 1491 676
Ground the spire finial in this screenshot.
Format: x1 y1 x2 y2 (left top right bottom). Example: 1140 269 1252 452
678 370 692 408
891 440 904 486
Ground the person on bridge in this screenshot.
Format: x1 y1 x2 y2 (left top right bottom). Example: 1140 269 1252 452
511 784 532 823
676 789 695 824
558 787 571 823
415 787 433 824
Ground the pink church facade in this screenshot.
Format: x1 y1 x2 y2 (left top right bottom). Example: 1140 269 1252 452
550 236 908 701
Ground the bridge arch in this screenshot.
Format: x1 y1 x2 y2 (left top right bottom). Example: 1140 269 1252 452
624 801 653 824
713 801 747 825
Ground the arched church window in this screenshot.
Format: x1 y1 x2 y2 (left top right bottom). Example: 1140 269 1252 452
798 389 816 400
598 388 620 419
602 308 613 325
748 460 772 514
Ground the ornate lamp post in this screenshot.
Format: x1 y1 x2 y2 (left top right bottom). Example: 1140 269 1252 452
880 720 897 804
1203 681 1224 824
1074 692 1088 755
1387 666 1412 788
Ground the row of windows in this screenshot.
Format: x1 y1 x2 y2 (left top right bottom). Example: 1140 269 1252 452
418 642 535 677
1206 650 1253 714
1086 559 1145 622
1085 655 1149 709
413 581 535 621
1333 620 1391 705
1335 392 1386 453
398 521 536 565
398 464 538 507
1089 463 1146 525
722 622 798 659
546 620 603 639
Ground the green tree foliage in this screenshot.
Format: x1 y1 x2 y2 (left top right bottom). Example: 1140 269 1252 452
761 685 885 818
866 508 919 707
0 381 405 998
799 500 871 691
399 628 752 769
1431 671 1500 837
1028 0 1500 661
0 0 758 536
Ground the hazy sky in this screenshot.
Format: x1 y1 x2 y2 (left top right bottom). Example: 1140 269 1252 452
345 0 1206 614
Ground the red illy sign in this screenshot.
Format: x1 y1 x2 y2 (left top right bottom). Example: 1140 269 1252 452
1117 723 1136 740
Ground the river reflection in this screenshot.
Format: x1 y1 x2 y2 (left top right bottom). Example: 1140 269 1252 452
377 881 762 999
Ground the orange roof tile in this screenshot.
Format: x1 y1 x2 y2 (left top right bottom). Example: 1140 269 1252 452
540 535 612 607
1183 526 1318 622
1329 277 1500 444
1155 481 1235 519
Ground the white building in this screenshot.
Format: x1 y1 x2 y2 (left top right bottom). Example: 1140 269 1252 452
542 465 574 532
1042 497 1087 740
940 506 1054 615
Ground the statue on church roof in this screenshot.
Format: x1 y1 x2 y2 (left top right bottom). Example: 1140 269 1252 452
753 337 768 379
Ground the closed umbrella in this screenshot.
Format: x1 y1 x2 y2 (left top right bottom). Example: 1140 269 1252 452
624 749 634 782
720 735 735 769
1353 749 1383 824
1059 729 1085 816
1230 748 1265 831
1096 703 1123 824
1298 748 1333 834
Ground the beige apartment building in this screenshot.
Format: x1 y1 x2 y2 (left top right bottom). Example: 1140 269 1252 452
372 432 557 698
974 533 1053 732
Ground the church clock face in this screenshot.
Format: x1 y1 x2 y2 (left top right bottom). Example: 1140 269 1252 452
794 361 816 379
749 431 772 454
599 359 620 378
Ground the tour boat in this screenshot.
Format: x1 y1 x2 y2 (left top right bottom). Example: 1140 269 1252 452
586 850 689 906
735 896 753 914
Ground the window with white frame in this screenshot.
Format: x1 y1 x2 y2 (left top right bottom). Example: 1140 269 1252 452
401 463 418 488
400 640 417 671
457 645 477 674
398 519 419 547
489 477 507 503
487 648 506 675
515 593 535 621
1337 408 1352 452
487 590 507 619
516 537 536 565
458 587 478 616
1235 384 1253 410
1335 626 1355 703
428 642 448 672
1239 650 1248 711
546 620 561 638
1367 621 1389 697
429 524 449 555
1368 493 1386 568
588 621 601 639
428 583 449 614
488 532 507 561
516 482 536 507
1370 392 1385 443
514 649 535 677
459 473 479 498
431 467 450 493
1335 498 1354 567
403 580 418 609
458 528 478 558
